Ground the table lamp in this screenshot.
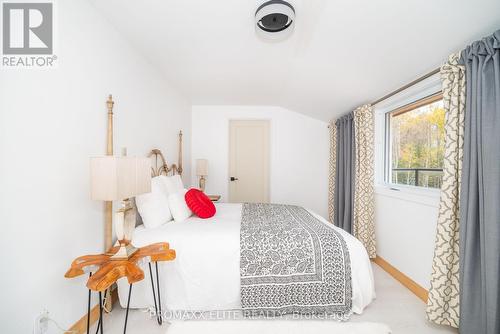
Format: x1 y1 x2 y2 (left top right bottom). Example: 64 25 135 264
196 159 208 192
90 156 151 259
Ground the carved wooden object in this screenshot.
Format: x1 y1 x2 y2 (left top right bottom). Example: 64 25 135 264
65 242 176 292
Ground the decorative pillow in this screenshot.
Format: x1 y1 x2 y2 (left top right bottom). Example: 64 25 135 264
135 176 172 229
163 175 184 195
185 188 216 219
168 189 193 223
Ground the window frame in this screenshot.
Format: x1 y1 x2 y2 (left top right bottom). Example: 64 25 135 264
373 74 443 203
384 92 444 190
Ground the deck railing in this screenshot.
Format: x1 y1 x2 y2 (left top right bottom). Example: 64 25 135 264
392 168 443 188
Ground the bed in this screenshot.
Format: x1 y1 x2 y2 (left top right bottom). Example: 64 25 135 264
99 103 375 318
116 202 375 317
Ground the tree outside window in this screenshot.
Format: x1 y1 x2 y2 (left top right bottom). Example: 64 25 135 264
387 95 445 189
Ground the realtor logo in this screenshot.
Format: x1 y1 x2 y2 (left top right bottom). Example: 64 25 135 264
2 1 56 68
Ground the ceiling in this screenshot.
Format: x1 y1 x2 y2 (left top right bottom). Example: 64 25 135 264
90 0 500 121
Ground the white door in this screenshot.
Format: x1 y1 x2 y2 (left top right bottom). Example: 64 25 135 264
229 120 270 203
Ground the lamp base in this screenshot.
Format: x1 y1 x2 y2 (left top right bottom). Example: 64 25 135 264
110 243 138 260
199 176 206 192
110 199 138 260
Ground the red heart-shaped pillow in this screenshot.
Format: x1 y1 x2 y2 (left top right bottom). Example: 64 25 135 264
185 188 216 219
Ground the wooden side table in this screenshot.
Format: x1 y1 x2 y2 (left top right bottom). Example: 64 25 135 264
65 242 175 334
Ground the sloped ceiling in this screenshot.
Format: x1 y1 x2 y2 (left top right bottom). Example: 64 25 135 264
90 0 500 121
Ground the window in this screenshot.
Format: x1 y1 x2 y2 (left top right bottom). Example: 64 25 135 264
385 94 445 189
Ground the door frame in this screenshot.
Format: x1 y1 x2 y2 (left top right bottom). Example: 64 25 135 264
228 119 271 203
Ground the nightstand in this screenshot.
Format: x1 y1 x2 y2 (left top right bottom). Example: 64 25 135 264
65 243 175 334
208 195 221 202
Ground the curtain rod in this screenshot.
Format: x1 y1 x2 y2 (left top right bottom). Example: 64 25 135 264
370 67 440 106
328 67 441 128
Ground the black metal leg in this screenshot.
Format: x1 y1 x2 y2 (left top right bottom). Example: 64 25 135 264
87 273 92 334
123 284 132 334
148 263 160 325
95 289 107 334
155 262 163 325
98 292 104 334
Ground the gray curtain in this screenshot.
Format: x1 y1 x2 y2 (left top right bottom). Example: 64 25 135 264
334 114 355 233
459 30 500 334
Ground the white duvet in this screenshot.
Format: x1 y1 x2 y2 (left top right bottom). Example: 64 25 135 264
117 203 375 314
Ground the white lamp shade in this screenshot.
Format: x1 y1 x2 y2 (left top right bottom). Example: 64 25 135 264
90 156 151 201
196 159 208 176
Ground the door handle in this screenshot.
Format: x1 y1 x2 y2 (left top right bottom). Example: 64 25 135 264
230 177 239 181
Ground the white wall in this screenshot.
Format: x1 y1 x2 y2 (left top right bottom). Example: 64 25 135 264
373 75 442 289
191 106 329 217
375 189 439 289
0 1 190 333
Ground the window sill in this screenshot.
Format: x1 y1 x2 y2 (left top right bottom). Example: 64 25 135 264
374 183 441 208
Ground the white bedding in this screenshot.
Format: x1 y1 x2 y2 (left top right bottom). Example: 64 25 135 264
117 203 375 314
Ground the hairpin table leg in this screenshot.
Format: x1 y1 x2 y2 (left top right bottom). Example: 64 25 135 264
95 289 107 334
87 273 92 334
155 262 163 325
123 284 132 334
98 292 104 334
148 263 160 325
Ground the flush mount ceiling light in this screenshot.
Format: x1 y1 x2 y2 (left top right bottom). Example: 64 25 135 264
255 0 295 41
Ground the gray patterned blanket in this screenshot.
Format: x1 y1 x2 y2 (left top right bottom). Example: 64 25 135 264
240 203 352 319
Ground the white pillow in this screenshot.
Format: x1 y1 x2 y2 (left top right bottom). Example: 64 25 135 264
135 177 173 229
163 175 184 195
168 189 193 223
154 175 170 196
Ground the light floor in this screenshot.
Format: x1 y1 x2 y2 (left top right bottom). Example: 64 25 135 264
92 264 458 334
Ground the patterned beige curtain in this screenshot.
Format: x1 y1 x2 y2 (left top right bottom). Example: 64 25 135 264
353 105 376 258
328 106 376 258
328 121 337 224
426 53 465 328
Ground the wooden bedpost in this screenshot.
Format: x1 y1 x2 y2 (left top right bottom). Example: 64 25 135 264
178 130 183 175
105 95 114 252
104 94 114 312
